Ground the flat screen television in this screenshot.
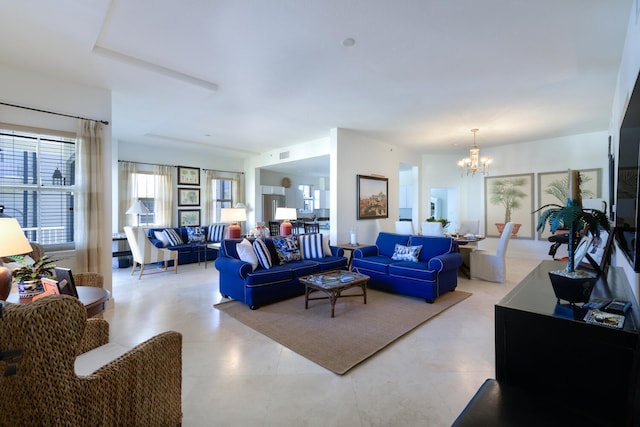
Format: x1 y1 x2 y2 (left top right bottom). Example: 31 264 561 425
615 71 640 272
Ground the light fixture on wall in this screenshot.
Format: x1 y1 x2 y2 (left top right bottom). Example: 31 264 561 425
275 207 297 236
456 128 492 177
220 207 247 238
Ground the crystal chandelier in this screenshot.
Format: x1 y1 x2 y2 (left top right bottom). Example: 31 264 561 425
457 128 492 176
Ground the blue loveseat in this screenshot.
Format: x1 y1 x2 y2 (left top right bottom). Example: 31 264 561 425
215 235 348 309
147 225 224 265
352 232 462 303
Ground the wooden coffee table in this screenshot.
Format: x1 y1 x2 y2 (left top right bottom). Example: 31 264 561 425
299 270 369 317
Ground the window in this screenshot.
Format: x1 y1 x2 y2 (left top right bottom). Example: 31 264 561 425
0 127 76 249
298 184 315 212
131 173 156 225
212 179 233 221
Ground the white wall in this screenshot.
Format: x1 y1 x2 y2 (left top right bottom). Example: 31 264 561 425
0 64 113 294
421 131 610 260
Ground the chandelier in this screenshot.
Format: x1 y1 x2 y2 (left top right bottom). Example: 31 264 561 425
457 128 492 176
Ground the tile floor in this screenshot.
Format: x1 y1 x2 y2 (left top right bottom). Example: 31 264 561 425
106 256 542 427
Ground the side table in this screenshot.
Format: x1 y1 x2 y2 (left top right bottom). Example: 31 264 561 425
336 243 368 270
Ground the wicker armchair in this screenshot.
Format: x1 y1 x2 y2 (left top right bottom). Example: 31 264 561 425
0 296 182 426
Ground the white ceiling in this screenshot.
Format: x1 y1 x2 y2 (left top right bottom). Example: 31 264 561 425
0 0 632 162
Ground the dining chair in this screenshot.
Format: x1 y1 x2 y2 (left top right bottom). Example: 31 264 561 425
303 222 320 234
470 222 514 283
268 221 281 237
421 222 444 236
394 221 414 235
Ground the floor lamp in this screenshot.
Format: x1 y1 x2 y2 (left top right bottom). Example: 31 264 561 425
0 218 33 300
126 200 150 226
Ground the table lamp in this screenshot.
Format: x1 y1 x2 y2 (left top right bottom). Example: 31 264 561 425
0 218 33 300
126 200 150 226
220 207 247 238
275 207 297 236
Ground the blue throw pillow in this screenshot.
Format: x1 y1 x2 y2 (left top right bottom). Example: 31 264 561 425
208 224 226 242
163 229 184 246
273 236 301 263
391 244 422 262
299 233 325 259
187 226 205 243
253 238 273 269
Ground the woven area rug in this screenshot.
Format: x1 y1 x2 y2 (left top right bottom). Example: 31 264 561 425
215 288 471 374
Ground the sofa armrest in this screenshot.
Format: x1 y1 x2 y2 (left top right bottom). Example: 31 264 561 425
76 318 110 356
329 245 344 257
353 245 378 258
81 331 182 426
215 257 253 279
428 252 463 272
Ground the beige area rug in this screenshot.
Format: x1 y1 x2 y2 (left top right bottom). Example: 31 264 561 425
215 288 471 375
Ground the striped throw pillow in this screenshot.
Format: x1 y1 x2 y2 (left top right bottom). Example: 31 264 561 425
253 238 273 269
299 233 325 259
208 224 226 242
163 229 184 246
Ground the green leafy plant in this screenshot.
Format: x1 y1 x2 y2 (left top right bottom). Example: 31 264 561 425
8 255 58 283
426 216 450 229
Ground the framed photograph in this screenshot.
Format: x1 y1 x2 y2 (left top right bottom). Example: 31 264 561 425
582 227 614 276
178 188 200 206
178 209 201 227
537 169 601 239
177 166 200 186
484 173 535 239
357 174 388 220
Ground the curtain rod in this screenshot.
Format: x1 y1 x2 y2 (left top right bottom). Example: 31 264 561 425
118 160 243 174
0 101 110 126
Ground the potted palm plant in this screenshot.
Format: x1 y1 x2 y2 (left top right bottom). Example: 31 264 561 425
534 170 610 303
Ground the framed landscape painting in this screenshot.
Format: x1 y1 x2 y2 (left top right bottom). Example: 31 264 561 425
357 174 388 219
537 169 601 239
484 173 535 239
178 209 201 227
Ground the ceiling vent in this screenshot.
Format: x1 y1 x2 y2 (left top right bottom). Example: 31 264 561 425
279 151 290 160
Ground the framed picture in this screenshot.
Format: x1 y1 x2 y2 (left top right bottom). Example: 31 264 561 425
177 166 200 186
357 174 388 220
484 173 535 239
178 188 200 206
582 228 614 276
537 168 601 239
178 209 201 227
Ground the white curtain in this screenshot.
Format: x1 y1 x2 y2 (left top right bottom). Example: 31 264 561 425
203 170 245 224
154 164 174 227
118 161 138 229
75 119 104 273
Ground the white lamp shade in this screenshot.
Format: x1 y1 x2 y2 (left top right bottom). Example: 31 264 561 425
0 218 33 257
220 208 247 223
126 200 150 215
274 207 297 221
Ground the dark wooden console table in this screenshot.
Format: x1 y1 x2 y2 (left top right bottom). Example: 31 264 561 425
495 260 640 425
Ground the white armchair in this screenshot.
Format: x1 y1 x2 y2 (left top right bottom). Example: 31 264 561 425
395 221 414 235
421 221 444 236
124 226 178 279
470 222 514 283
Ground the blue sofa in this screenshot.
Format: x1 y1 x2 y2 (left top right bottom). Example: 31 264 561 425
147 225 223 265
215 236 348 309
352 232 462 303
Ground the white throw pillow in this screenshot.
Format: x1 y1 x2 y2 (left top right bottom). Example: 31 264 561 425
154 230 170 247
322 234 332 256
236 239 259 271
